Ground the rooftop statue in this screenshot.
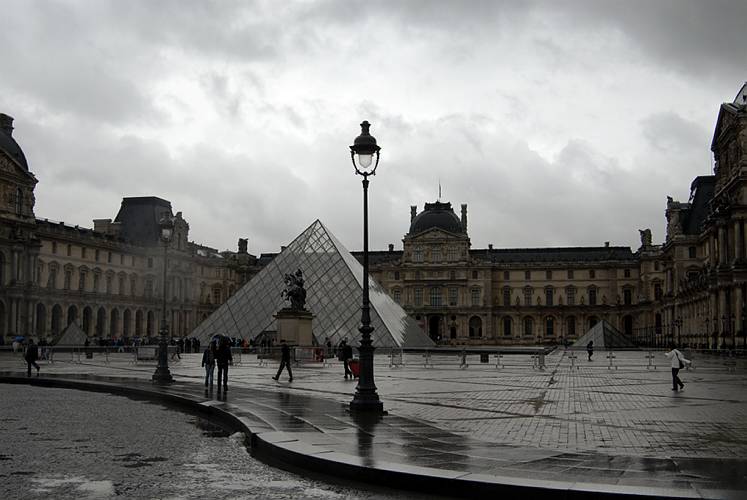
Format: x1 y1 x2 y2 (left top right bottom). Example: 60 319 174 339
281 268 307 311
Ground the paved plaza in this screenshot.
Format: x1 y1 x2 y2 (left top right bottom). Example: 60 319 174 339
1 348 746 498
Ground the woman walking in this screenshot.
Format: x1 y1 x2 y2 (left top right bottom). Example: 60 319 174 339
664 343 691 391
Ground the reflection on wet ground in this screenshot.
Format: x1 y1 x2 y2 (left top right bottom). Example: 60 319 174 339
0 385 440 499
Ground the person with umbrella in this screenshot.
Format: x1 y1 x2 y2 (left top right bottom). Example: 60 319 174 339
25 339 40 377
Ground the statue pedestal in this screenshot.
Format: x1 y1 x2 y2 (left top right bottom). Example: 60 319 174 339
274 309 314 346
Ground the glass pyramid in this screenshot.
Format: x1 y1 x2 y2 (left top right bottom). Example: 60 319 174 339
192 220 434 348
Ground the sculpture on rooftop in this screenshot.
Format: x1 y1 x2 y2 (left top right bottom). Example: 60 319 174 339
281 268 306 311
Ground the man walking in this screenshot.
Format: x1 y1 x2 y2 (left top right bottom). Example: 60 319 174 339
25 339 40 377
201 342 216 389
341 339 353 379
215 337 233 392
272 339 293 382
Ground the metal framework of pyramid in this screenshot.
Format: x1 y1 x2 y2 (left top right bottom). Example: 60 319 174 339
192 220 434 348
572 320 637 349
53 322 88 346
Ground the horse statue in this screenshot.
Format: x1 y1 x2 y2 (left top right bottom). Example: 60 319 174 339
281 268 307 311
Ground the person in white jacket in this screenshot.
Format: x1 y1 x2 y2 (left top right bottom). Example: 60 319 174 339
664 343 691 391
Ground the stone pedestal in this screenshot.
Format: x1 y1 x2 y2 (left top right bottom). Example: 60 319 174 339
274 308 314 346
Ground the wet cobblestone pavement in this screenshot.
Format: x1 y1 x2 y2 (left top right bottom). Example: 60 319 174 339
1 348 746 498
0 385 432 500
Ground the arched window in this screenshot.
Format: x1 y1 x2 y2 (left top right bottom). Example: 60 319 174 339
471 288 481 306
566 286 576 306
503 287 511 306
545 287 554 306
15 188 23 215
566 316 576 338
545 316 554 337
523 317 534 336
469 316 482 337
502 317 512 337
392 288 402 304
523 287 533 306
588 286 597 306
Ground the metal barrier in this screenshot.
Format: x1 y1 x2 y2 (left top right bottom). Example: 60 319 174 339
606 351 617 370
531 351 546 370
645 351 657 370
230 347 243 366
389 348 403 368
459 350 469 369
423 350 434 368
493 352 503 369
567 352 578 370
294 347 325 365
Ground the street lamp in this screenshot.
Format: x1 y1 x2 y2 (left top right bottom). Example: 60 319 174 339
349 120 384 414
152 215 175 384
674 318 682 346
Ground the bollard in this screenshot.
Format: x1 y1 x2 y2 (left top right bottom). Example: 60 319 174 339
645 351 656 370
494 352 503 369
459 350 469 369
606 351 617 370
568 352 578 370
423 350 433 368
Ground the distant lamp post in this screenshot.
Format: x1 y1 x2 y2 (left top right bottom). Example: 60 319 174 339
152 215 175 384
674 318 682 346
349 120 383 414
731 313 736 350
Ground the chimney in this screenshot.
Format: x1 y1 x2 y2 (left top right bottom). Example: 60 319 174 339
410 205 417 222
388 243 394 252
461 204 468 231
604 241 610 247
488 244 493 251
0 113 13 137
281 245 287 252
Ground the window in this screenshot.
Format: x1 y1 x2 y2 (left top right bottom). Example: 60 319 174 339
131 256 135 266
469 316 482 338
567 269 574 279
546 270 552 280
106 275 113 295
394 271 400 280
446 247 456 261
67 244 72 257
78 271 86 291
130 277 136 296
589 269 596 279
145 279 153 298
15 187 23 215
120 254 125 265
654 283 663 301
48 264 58 289
623 288 632 305
449 287 458 306
147 257 153 268
450 270 456 280
525 270 531 280
64 269 72 290
624 268 631 278
523 317 534 336
545 287 553 306
82 247 87 259
430 287 443 306
392 289 401 304
503 317 512 337
414 288 423 306
471 288 481 306
566 286 576 306
212 287 222 304
566 316 576 337
93 273 100 292
95 249 100 262
503 270 509 280
688 246 697 259
545 317 554 337
415 270 422 279
413 247 423 262
118 275 125 295
472 270 478 279
431 247 441 262
52 242 57 254
523 287 532 306
654 261 660 271
503 287 511 306
588 287 597 306
107 252 112 263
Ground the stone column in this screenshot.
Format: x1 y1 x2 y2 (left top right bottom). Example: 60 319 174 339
719 225 727 265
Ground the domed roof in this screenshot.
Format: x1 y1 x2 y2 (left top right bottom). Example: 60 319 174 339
0 114 29 171
409 201 465 235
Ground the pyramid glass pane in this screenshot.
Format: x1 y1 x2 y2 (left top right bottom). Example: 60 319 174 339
192 220 434 348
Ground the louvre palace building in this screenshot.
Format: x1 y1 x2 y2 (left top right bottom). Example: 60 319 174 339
2 82 747 348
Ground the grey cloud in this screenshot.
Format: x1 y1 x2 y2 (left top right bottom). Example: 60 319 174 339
641 112 708 153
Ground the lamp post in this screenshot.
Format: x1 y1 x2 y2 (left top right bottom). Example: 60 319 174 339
674 318 682 346
731 313 736 350
152 215 174 384
349 121 384 414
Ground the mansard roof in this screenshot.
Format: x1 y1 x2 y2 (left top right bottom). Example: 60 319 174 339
471 246 636 264
113 197 172 246
409 201 465 236
682 176 715 235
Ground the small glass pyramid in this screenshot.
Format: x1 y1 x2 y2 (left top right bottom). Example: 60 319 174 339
192 220 434 348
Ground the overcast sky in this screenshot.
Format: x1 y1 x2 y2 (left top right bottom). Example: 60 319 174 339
2 0 745 255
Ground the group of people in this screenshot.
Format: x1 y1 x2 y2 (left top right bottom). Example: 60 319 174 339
200 337 234 392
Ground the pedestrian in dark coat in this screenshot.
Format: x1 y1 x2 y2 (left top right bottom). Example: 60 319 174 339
341 340 353 379
272 339 293 382
25 339 40 377
215 338 233 391
201 343 217 389
586 340 594 361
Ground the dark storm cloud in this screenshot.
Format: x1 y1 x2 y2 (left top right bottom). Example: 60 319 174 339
641 112 708 153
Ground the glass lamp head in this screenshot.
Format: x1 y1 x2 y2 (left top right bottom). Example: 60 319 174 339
350 120 381 175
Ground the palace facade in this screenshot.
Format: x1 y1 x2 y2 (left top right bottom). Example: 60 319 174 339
2 82 746 348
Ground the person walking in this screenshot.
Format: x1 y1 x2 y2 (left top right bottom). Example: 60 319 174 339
25 339 40 377
272 339 293 382
341 339 353 379
215 337 233 392
586 340 594 361
664 343 691 391
201 342 217 389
